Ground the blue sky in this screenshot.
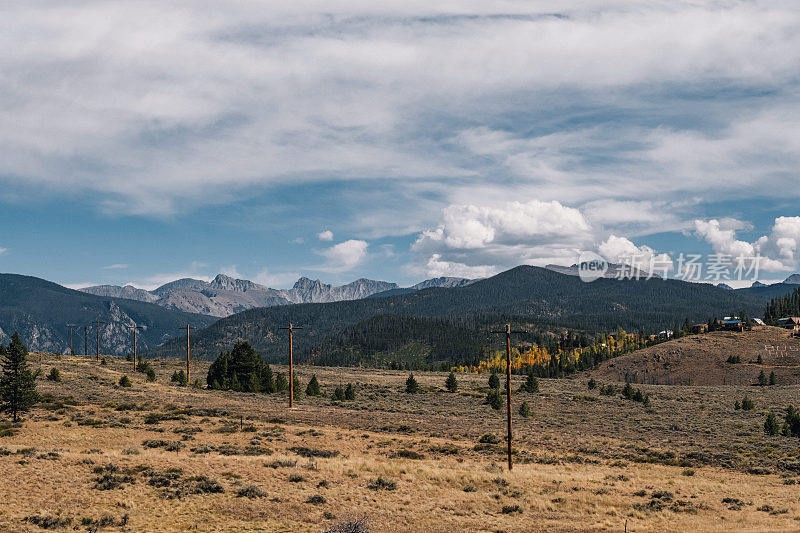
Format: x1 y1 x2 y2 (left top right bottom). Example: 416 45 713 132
1 1 799 289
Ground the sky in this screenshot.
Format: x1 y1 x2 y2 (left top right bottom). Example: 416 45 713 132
1 0 799 290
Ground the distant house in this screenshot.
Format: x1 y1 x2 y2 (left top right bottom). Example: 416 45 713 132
777 317 800 335
723 319 745 332
690 323 708 334
657 330 674 339
753 318 766 326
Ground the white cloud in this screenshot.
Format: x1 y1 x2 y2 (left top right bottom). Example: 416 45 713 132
0 247 7 255
219 265 242 279
412 199 594 277
317 230 334 241
101 263 128 270
254 268 301 289
316 239 369 273
598 235 673 271
694 218 798 272
424 254 497 279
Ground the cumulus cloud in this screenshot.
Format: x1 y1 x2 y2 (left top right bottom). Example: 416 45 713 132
598 235 673 272
317 239 369 273
317 230 334 241
412 199 594 277
219 265 243 279
694 217 799 271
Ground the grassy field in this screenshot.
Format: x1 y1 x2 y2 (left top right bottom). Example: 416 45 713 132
1 351 800 532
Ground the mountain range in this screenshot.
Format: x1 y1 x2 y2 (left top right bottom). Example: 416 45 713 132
153 265 782 365
80 274 469 318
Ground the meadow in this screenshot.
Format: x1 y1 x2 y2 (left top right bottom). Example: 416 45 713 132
1 351 799 532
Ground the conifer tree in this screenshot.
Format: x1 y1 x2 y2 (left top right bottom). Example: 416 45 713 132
520 371 539 393
488 371 500 389
306 375 320 396
445 372 458 393
405 373 419 393
0 333 39 422
275 373 288 393
345 383 356 400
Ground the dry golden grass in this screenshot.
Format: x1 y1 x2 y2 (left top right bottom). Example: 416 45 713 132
1 352 799 532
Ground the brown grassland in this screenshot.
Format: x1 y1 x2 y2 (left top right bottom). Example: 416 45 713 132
2 333 800 532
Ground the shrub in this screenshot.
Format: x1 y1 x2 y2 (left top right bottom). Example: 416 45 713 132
118 375 132 388
332 386 345 402
786 405 800 436
306 375 321 396
519 401 531 418
367 477 397 491
47 368 61 382
727 354 741 364
757 353 764 364
486 389 503 410
488 371 500 390
237 484 266 498
520 371 538 393
769 371 776 386
600 384 616 396
100 358 107 366
322 518 369 533
478 433 501 444
306 494 327 504
344 383 356 400
405 374 419 394
445 372 458 392
588 378 597 390
741 396 755 411
765 413 781 436
145 367 156 382
171 370 187 386
734 400 741 410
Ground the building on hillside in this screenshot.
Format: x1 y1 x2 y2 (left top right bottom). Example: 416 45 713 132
723 319 745 332
777 317 800 335
657 330 674 339
690 323 708 334
753 318 766 326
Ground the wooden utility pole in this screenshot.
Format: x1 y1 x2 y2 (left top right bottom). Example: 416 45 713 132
66 324 77 355
279 323 303 408
95 319 105 362
179 325 197 384
127 324 144 371
492 323 523 471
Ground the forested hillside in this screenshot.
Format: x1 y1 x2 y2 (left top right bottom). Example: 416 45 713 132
0 274 217 354
764 286 800 323
152 266 774 365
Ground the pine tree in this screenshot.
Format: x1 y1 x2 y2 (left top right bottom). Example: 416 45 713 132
345 383 356 400
275 373 288 393
119 375 132 388
758 370 767 386
292 375 302 400
769 371 776 386
306 375 321 396
332 385 345 401
261 364 275 393
520 371 539 393
488 371 500 390
486 389 503 410
519 401 531 418
764 413 780 436
445 372 458 393
405 373 419 394
0 333 39 422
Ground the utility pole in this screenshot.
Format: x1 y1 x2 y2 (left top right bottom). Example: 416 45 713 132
127 324 144 371
94 319 107 362
279 323 303 408
492 323 524 471
66 324 77 355
179 325 197 384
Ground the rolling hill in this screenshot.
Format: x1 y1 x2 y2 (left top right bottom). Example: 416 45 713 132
589 326 800 386
152 266 782 365
0 274 217 355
